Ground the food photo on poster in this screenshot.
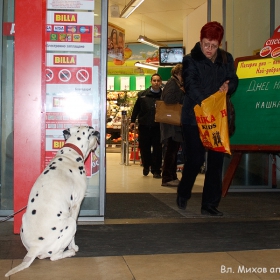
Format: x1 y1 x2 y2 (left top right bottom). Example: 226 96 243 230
260 25 280 58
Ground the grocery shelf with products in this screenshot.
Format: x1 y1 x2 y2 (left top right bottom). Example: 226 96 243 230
106 90 138 147
106 74 152 149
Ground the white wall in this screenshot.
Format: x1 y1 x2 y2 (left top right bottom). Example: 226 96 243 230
183 2 207 53
276 0 280 28
226 0 270 58
184 0 280 59
211 0 223 24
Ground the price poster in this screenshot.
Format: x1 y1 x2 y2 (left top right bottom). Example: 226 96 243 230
120 76 130 90
136 76 146 90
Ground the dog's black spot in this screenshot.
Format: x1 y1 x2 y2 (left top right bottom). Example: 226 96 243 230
48 251 52 254
22 228 23 233
38 237 44 240
50 166 56 170
70 195 73 200
58 236 60 239
76 157 82 162
79 166 84 175
60 150 64 154
69 169 72 173
52 227 56 230
57 213 61 217
58 158 63 161
32 210 36 215
77 137 81 141
65 226 68 230
31 198 35 203
83 132 85 135
60 229 63 232
36 193 39 197
44 170 49 175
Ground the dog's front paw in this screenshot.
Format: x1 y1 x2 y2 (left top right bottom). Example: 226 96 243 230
68 244 79 252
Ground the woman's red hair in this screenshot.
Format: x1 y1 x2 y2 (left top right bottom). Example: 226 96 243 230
200 21 224 45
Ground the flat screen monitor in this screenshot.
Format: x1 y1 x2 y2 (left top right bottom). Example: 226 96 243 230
159 46 185 66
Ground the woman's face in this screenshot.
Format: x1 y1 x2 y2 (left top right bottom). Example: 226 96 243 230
112 33 117 46
200 38 219 60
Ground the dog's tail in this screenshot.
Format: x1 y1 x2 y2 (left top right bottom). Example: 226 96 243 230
5 246 40 277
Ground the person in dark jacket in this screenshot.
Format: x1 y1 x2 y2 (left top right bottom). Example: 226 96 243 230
176 21 238 216
130 73 163 178
160 64 185 186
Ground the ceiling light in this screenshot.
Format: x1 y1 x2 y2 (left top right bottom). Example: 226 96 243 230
134 62 159 71
137 35 168 48
120 0 145 18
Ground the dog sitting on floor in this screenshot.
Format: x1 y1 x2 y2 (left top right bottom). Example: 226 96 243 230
5 126 100 277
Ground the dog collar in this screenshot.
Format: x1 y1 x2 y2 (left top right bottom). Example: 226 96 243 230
63 143 84 160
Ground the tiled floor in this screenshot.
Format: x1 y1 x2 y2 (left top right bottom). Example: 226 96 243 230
2 153 280 280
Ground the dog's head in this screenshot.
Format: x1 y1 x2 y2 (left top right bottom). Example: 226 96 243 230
63 126 100 159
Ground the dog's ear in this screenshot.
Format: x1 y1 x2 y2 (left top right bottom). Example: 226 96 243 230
63 129 71 141
93 131 100 144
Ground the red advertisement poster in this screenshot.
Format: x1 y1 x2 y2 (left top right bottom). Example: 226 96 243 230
45 112 94 176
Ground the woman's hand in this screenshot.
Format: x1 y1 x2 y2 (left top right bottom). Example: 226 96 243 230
219 80 229 93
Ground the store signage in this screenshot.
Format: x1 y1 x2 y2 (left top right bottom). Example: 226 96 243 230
46 11 94 52
260 25 280 58
54 55 77 64
45 0 99 178
54 13 78 23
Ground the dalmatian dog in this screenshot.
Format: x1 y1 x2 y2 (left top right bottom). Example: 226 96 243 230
5 126 100 277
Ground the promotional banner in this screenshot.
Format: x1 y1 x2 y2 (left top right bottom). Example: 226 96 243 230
260 25 280 58
108 23 125 61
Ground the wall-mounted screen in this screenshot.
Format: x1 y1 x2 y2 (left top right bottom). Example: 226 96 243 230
159 47 185 66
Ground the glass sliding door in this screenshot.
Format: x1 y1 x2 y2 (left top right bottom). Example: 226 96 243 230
0 0 15 215
45 0 107 220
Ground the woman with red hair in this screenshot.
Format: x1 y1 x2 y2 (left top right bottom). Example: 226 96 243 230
176 21 238 216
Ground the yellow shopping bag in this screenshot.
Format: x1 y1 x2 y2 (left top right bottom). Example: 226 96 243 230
194 91 230 154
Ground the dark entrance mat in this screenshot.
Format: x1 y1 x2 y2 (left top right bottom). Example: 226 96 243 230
105 192 280 219
2 220 280 259
2 192 280 259
105 193 183 219
74 220 280 257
